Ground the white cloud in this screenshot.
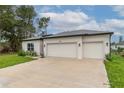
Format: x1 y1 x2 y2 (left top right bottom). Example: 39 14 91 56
41 10 89 24
100 19 124 33
112 6 124 16
114 32 123 36
40 10 100 32
77 20 100 30
39 10 124 36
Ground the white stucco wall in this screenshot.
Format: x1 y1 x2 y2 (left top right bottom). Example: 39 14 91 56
22 40 42 55
111 45 117 50
22 34 111 59
117 45 124 48
111 44 124 50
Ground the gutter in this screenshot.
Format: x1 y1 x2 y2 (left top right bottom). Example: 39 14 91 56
43 32 114 39
22 32 114 41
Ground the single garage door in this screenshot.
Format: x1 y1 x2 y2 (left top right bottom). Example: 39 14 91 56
47 43 77 58
83 42 104 59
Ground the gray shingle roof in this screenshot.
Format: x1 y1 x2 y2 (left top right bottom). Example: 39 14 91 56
23 36 42 41
46 29 113 38
23 29 113 41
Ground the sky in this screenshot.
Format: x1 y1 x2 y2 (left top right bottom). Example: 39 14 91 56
34 5 124 42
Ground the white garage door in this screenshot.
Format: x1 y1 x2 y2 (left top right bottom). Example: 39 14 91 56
83 42 104 59
47 43 77 58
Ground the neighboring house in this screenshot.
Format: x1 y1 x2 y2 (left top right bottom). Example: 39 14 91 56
111 41 124 50
22 29 113 60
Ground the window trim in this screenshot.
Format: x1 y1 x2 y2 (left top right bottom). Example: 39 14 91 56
27 43 34 51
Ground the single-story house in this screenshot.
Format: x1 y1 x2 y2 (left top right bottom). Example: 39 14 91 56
22 29 113 60
111 41 124 50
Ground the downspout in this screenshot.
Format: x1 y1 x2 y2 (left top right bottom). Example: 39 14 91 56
40 39 44 58
82 36 84 59
109 34 112 57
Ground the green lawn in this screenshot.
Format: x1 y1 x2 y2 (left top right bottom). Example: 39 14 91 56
0 54 33 68
105 54 124 88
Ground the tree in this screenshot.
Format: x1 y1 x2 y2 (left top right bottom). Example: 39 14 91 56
0 5 37 52
16 5 36 39
36 17 50 57
0 5 17 51
119 36 123 43
38 17 50 36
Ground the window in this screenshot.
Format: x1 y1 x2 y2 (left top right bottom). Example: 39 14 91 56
27 43 34 51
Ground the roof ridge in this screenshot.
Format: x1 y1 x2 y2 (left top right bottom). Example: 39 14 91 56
56 29 110 34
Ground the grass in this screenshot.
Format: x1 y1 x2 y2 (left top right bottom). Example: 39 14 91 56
0 54 33 69
105 54 124 88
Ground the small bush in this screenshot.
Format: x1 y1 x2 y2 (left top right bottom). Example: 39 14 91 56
117 47 124 53
106 54 112 61
18 50 26 56
25 51 37 56
120 52 124 57
25 51 31 56
30 51 37 56
0 42 11 53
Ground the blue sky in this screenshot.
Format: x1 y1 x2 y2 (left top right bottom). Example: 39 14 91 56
34 5 124 42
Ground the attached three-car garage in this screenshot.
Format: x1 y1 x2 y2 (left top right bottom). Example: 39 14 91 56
43 34 111 60
46 41 104 59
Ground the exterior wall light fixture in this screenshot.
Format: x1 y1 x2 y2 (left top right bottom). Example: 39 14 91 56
106 42 108 46
78 43 80 47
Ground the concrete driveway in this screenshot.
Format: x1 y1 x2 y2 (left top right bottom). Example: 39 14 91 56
0 58 109 88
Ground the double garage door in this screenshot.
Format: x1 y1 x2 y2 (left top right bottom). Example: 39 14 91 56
47 43 77 58
46 42 104 59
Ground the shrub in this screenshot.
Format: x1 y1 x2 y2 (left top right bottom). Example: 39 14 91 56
106 54 112 61
120 52 124 57
25 51 37 56
25 51 30 56
18 50 26 56
0 42 11 53
117 47 124 53
30 51 37 56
